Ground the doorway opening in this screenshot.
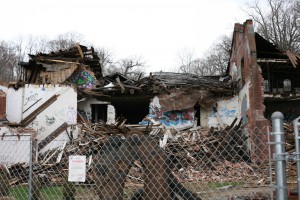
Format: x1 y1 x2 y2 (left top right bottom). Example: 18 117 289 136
91 104 107 123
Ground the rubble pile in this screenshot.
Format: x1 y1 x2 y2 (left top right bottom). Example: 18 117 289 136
6 119 273 187
284 122 297 153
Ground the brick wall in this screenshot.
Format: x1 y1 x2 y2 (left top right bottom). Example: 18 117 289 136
230 20 269 162
0 91 6 120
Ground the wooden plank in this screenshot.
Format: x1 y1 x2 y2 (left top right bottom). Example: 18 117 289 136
116 77 125 93
38 122 69 150
21 94 60 127
75 43 84 59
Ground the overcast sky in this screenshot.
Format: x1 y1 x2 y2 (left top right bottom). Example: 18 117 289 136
1 0 249 73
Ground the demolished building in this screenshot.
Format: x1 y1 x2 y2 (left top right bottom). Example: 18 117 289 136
1 19 299 165
79 72 237 129
0 43 240 164
0 44 99 163
1 21 300 200
226 19 300 161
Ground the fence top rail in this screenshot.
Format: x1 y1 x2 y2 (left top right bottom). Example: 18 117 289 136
0 134 32 137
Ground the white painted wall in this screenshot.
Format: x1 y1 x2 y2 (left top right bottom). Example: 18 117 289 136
238 81 250 124
200 107 209 128
208 96 240 127
141 96 195 130
0 85 23 123
78 98 107 114
107 105 116 124
208 81 250 127
0 84 77 147
77 97 116 124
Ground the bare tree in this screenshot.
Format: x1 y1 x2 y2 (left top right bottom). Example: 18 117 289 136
245 0 300 53
203 35 231 75
104 63 119 75
13 34 49 62
117 56 147 80
0 41 18 82
177 48 195 73
177 36 231 76
95 47 114 76
47 32 85 51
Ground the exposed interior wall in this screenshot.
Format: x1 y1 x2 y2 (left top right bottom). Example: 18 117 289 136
238 81 250 125
207 81 250 128
77 98 113 123
0 85 22 123
0 85 77 150
140 96 195 130
208 96 239 127
200 106 209 128
78 97 147 125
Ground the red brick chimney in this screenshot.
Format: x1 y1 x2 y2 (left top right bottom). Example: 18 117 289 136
0 90 6 120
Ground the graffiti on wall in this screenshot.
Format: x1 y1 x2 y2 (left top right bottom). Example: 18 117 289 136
38 126 46 133
45 115 56 126
158 109 194 127
209 108 237 118
24 92 39 106
67 106 77 124
26 120 46 135
54 108 65 118
140 96 194 128
219 108 236 117
28 120 39 128
69 69 96 89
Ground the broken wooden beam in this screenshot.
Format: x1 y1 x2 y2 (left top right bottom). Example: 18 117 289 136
38 122 69 150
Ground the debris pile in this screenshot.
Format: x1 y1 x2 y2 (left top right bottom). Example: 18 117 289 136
5 119 273 188
284 122 297 153
88 72 235 97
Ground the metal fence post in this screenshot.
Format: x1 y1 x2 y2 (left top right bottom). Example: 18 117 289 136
294 116 300 200
267 126 274 200
271 111 287 200
28 136 33 200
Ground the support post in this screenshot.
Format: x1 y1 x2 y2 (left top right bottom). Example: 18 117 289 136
28 136 33 200
294 116 300 200
271 111 287 200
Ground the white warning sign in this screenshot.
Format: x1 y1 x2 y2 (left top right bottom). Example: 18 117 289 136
68 155 86 182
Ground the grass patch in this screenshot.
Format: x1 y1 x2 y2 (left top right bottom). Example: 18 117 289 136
40 186 63 199
10 185 95 200
10 185 28 200
207 181 244 188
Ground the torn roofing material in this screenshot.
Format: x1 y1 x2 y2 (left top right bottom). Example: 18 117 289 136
17 44 237 104
90 72 236 97
256 33 300 69
19 44 103 84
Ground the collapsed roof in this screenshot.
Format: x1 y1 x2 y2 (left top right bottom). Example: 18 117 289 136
254 33 300 98
89 72 235 96
256 33 300 70
18 44 237 101
19 44 102 85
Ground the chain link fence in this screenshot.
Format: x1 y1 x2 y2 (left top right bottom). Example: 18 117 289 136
1 121 297 200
